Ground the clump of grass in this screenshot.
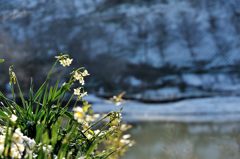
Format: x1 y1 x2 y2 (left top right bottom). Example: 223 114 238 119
0 54 133 159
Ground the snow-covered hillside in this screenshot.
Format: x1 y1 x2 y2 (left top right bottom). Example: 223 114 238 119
1 0 240 100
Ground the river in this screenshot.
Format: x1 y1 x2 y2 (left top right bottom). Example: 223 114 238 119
124 122 240 159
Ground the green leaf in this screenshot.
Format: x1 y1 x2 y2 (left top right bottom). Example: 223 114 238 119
63 111 73 119
51 119 61 146
0 59 4 63
35 123 45 143
83 101 91 113
0 110 8 118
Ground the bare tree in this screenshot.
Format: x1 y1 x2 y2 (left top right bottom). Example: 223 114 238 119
155 13 169 63
178 12 201 64
208 15 232 65
137 18 150 63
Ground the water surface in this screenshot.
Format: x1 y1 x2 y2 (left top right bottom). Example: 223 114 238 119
124 122 240 159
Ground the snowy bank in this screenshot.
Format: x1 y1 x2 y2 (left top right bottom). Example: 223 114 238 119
85 95 240 123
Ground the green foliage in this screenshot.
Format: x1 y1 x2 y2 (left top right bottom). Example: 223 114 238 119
0 59 4 63
0 54 133 159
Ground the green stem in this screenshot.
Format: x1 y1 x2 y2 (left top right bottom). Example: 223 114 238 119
83 113 111 133
46 61 57 81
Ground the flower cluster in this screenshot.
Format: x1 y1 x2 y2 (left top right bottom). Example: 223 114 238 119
0 127 36 159
109 112 122 126
55 54 73 67
56 54 89 99
55 55 90 100
73 69 89 85
104 122 134 159
73 87 87 99
120 134 133 147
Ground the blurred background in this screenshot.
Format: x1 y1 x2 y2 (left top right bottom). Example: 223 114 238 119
1 0 240 159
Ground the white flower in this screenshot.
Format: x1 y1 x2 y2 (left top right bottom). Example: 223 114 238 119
85 114 99 122
23 136 36 149
93 114 100 119
120 138 131 145
122 134 131 139
74 88 81 96
86 133 93 140
73 70 89 85
60 58 73 67
9 128 26 158
55 55 73 67
33 153 38 158
0 144 4 154
120 124 129 131
109 126 117 131
10 114 18 123
10 145 22 159
82 70 90 77
74 73 85 85
73 107 85 123
14 143 25 153
93 129 105 137
74 88 87 98
12 128 24 143
94 129 100 135
73 71 82 81
0 135 5 154
110 112 122 126
0 127 36 158
120 134 134 147
42 145 52 153
80 92 88 98
79 77 85 85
